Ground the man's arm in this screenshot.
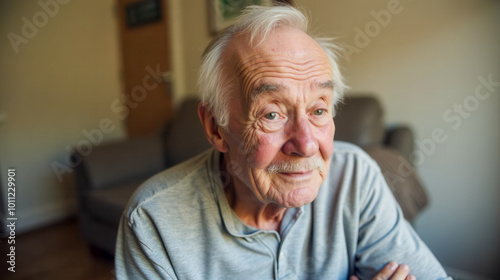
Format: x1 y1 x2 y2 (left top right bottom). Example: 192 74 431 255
115 213 176 280
353 165 451 280
351 262 415 280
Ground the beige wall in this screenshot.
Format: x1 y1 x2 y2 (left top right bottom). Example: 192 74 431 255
170 0 212 102
0 0 210 233
0 0 125 231
294 0 500 278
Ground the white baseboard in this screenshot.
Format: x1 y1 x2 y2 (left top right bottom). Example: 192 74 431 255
15 200 77 234
444 266 494 280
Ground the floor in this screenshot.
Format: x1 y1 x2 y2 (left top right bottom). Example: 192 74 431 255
0 219 115 280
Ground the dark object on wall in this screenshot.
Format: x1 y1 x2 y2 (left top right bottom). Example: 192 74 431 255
207 0 293 34
126 0 162 28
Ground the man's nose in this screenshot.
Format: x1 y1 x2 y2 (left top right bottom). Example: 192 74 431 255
282 118 319 157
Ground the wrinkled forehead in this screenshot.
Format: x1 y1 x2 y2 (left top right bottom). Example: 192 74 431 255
222 26 333 104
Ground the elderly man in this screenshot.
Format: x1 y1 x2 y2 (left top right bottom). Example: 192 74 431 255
115 5 450 280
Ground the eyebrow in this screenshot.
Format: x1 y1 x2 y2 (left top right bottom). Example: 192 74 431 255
317 80 335 90
249 80 335 101
249 83 282 100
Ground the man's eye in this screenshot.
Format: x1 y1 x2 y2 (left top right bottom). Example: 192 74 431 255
264 112 278 120
313 109 325 116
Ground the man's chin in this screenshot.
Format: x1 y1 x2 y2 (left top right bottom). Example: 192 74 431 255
280 186 320 208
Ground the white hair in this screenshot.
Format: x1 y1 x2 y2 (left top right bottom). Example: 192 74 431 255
198 5 347 128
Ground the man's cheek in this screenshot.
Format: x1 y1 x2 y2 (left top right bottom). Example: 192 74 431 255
249 136 283 167
331 122 336 139
246 148 273 169
240 121 264 155
323 124 335 151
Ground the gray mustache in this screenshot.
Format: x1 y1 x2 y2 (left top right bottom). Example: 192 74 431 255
266 157 324 173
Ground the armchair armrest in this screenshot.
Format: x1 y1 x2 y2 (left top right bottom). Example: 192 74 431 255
72 135 166 190
365 147 428 222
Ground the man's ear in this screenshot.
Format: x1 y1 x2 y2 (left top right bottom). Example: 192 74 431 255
198 103 228 153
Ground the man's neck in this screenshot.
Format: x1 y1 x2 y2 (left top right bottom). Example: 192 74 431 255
224 182 286 231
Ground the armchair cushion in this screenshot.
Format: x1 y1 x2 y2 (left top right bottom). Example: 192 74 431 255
84 179 144 227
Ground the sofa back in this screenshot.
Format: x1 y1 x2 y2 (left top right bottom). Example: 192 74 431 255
164 98 212 167
334 95 385 148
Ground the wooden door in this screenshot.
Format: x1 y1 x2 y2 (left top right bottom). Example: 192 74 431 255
117 0 173 137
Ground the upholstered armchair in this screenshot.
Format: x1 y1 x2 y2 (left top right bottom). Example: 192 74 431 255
72 95 427 256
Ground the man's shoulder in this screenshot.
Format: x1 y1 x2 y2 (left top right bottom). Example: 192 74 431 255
322 141 384 199
333 141 364 154
332 141 379 169
123 149 215 219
